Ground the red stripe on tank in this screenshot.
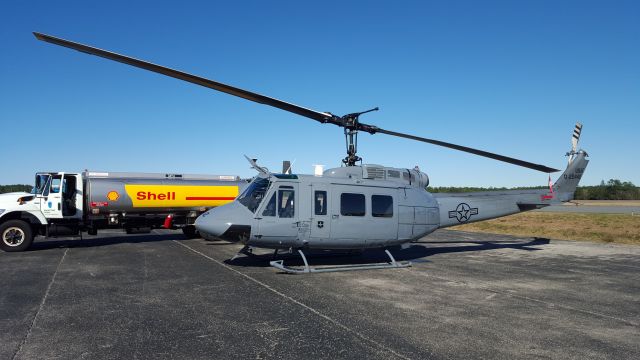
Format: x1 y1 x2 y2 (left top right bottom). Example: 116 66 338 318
185 197 235 201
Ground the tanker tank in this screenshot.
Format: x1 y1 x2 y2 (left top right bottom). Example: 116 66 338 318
84 171 247 215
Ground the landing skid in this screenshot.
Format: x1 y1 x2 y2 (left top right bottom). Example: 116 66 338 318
270 249 411 274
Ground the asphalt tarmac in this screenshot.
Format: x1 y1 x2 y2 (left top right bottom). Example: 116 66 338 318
2 230 639 359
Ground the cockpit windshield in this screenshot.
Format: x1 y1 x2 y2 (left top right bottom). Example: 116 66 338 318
32 174 51 195
237 177 271 213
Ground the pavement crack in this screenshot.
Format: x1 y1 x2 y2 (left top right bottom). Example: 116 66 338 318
173 240 412 360
12 248 68 360
423 273 639 327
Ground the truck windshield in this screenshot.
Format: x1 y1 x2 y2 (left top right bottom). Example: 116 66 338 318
237 177 270 213
32 174 51 195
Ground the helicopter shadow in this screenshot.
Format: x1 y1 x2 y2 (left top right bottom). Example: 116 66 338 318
27 233 183 251
224 237 550 269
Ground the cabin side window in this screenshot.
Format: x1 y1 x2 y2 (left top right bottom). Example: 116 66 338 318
372 195 393 218
278 189 295 218
340 193 365 216
314 191 327 215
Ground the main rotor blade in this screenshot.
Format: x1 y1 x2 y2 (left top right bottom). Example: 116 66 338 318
373 127 561 173
34 32 561 173
33 32 333 123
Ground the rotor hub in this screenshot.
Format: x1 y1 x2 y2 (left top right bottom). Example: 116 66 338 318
338 108 379 166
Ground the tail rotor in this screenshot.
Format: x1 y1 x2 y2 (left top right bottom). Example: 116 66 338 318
568 122 583 164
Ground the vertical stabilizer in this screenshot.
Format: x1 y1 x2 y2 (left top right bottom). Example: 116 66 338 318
554 151 588 201
555 123 588 201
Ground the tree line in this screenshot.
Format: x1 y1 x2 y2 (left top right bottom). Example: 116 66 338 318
0 184 33 194
574 179 640 200
428 179 640 200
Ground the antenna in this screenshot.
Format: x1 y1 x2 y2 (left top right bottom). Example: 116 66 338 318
244 155 269 175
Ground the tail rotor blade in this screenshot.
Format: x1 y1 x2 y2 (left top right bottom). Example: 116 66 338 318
571 122 583 152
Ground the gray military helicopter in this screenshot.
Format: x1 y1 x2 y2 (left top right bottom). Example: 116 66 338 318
35 33 589 273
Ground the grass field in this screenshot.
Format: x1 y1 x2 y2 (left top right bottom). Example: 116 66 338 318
451 212 640 245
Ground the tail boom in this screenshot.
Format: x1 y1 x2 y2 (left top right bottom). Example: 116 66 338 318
435 149 589 229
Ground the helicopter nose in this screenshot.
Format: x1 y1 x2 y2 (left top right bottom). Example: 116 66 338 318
194 202 252 242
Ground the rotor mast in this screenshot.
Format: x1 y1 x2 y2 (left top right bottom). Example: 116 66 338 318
338 107 379 166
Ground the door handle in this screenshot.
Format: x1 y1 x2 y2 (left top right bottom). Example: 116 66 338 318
332 215 339 219
58 203 61 211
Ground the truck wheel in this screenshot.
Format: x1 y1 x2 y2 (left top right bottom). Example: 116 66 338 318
182 225 199 239
0 220 34 252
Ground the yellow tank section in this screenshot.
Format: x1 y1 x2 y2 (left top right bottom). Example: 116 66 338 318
124 185 239 208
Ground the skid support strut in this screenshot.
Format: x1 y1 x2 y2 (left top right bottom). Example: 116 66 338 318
230 245 254 261
269 248 411 274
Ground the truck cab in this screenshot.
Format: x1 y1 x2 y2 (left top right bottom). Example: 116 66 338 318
33 172 83 220
0 172 83 251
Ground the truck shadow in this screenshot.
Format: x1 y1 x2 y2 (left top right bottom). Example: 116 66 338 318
28 233 183 251
225 237 551 269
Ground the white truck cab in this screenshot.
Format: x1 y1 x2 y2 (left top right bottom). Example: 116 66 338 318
32 172 83 220
0 172 82 251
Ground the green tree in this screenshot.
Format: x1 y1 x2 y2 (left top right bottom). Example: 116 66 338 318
0 184 33 194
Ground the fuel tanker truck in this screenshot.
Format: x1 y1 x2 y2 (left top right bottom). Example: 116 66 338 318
0 171 246 252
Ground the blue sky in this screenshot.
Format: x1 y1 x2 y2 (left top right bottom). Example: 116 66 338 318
1 0 638 187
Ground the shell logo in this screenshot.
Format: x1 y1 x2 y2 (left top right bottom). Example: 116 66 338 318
106 191 120 201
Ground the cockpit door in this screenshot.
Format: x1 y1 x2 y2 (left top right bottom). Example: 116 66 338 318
40 173 64 219
309 183 331 240
255 184 299 246
61 174 81 218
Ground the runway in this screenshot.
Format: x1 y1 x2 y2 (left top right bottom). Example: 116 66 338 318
1 230 638 359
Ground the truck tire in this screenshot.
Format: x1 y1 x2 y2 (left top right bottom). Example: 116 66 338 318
182 225 199 239
0 220 34 252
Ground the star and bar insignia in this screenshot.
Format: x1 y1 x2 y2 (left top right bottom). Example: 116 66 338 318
448 203 479 223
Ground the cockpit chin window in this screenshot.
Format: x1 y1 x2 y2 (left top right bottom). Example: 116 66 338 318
237 177 270 213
